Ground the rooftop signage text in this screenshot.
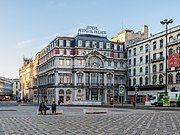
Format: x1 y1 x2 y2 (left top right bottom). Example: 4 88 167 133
78 26 107 37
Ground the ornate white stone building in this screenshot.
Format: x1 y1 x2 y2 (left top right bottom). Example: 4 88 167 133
37 27 127 105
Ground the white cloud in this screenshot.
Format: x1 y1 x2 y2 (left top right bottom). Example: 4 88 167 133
17 39 34 49
16 33 60 49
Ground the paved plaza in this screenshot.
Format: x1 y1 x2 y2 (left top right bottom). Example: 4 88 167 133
0 105 180 135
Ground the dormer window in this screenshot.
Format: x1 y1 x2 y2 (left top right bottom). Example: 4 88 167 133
106 43 110 49
86 41 90 48
66 40 70 47
59 40 63 46
78 40 82 47
99 42 103 49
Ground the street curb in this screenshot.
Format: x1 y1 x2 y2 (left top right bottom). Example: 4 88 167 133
59 104 180 111
0 110 17 111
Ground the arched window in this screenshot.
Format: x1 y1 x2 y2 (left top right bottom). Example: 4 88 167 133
159 74 163 84
159 63 163 71
169 48 173 55
86 56 103 68
176 73 180 83
133 78 136 85
77 72 83 83
176 46 180 53
59 89 64 94
66 89 72 94
133 68 136 76
107 73 113 84
145 76 148 85
152 75 157 84
153 64 156 73
168 73 173 84
139 77 143 85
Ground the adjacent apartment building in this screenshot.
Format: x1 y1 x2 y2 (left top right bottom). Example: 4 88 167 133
0 76 13 100
127 25 180 103
19 54 39 102
111 25 149 46
12 79 20 100
36 26 127 105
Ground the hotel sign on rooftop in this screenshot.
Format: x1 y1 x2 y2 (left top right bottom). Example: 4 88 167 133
78 26 107 37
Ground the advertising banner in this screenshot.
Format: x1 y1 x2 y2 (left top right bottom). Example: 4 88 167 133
168 53 180 69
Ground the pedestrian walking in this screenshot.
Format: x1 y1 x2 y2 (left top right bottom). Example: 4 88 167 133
51 101 57 114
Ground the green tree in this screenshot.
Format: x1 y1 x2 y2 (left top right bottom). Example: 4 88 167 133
177 94 180 107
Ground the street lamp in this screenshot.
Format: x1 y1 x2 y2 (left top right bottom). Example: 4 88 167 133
160 19 173 96
134 85 138 108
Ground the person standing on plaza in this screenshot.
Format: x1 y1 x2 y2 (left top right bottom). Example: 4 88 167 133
39 102 45 115
39 102 47 115
51 101 56 114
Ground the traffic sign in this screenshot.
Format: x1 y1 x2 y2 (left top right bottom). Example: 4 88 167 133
119 85 125 96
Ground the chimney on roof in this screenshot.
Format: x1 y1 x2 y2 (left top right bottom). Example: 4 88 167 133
141 25 149 38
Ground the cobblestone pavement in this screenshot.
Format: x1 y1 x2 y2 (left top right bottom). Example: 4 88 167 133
0 106 180 135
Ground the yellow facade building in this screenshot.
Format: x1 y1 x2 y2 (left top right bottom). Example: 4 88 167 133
19 53 39 102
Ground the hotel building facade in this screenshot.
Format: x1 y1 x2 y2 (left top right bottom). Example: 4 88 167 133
127 25 180 103
36 27 127 105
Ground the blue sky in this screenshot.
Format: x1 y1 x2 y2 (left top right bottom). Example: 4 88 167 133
0 0 180 78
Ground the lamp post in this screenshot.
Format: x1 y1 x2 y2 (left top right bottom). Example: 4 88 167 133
160 19 173 96
134 85 138 108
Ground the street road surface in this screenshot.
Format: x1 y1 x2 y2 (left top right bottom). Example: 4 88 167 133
0 106 180 135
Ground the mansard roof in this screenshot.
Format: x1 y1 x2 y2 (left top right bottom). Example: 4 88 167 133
74 34 109 42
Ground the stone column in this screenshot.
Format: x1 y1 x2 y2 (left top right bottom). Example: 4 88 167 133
112 73 114 85
98 89 100 101
90 73 91 85
74 73 77 86
83 72 86 85
89 89 91 101
54 71 59 104
54 57 58 67
72 72 77 103
82 88 84 100
104 73 107 85
104 89 107 104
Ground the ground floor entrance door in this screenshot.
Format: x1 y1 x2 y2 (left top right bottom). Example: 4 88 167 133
91 89 98 101
59 96 64 103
